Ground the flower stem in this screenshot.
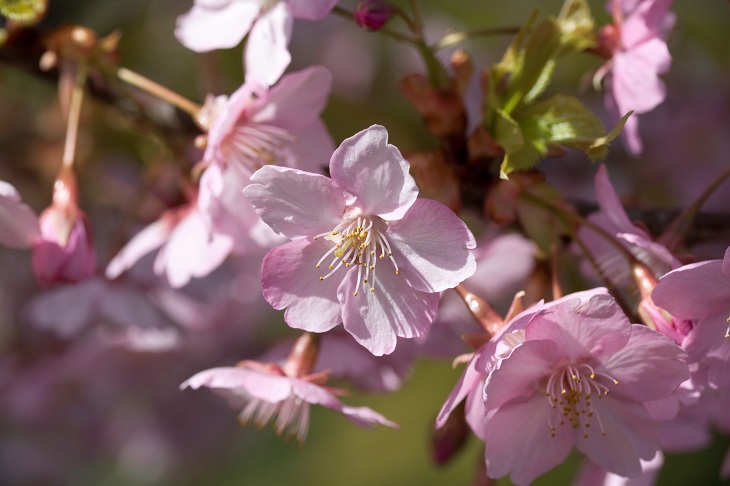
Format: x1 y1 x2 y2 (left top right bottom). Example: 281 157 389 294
432 26 521 50
62 64 87 169
116 67 202 121
283 332 321 378
658 163 730 252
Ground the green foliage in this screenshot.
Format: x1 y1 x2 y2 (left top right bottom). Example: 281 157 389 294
0 0 45 23
483 0 624 179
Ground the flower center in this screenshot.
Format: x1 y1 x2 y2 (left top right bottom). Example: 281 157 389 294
313 213 400 296
222 122 296 173
544 363 618 439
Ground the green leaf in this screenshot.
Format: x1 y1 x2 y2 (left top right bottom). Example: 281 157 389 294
500 142 544 179
494 109 524 154
0 0 45 23
503 20 562 113
556 0 596 51
499 97 629 178
585 111 633 160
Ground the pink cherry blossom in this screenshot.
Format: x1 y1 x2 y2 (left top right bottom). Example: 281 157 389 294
437 288 611 442
454 291 687 485
201 65 334 176
483 294 687 484
106 204 232 288
652 245 730 390
243 125 477 355
577 165 678 285
180 362 397 443
600 0 674 154
176 0 338 87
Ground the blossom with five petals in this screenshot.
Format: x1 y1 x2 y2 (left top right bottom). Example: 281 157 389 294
181 361 397 444
244 125 477 355
438 289 688 485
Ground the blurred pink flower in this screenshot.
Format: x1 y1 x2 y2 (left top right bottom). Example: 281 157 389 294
201 65 334 176
599 0 674 154
33 172 96 286
577 165 678 285
176 0 338 86
244 125 476 355
181 361 397 443
0 176 95 286
25 276 180 347
261 331 415 393
481 293 687 484
106 204 232 288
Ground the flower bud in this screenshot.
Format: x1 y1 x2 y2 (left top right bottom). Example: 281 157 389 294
354 0 396 31
31 168 95 286
431 400 470 466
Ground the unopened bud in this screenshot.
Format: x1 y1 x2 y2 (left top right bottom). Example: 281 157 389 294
283 332 320 378
354 0 396 31
431 400 470 466
31 167 95 286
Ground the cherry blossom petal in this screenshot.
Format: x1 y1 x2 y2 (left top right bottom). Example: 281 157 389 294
526 294 632 360
621 0 674 48
594 164 645 236
573 451 663 486
244 165 346 239
436 352 484 428
286 0 338 20
286 120 335 174
105 219 171 279
250 65 333 131
175 1 260 52
181 367 293 403
599 324 688 402
338 265 438 356
575 398 659 477
612 39 670 115
260 238 342 332
329 125 418 220
0 181 40 249
683 305 730 384
483 340 560 410
653 260 729 320
199 163 284 253
484 396 574 486
155 210 232 288
245 1 293 88
387 198 476 293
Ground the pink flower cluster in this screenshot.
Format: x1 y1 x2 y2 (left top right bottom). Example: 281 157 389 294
438 289 688 485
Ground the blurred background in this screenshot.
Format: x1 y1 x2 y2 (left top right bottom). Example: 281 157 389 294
0 0 729 484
